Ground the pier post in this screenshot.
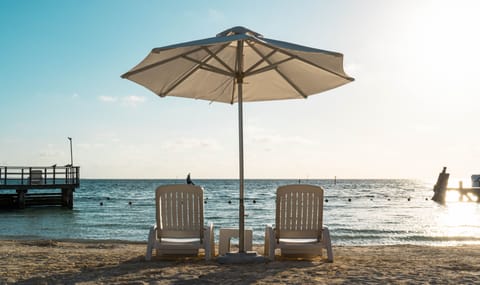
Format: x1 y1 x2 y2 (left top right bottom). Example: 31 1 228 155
432 167 449 203
62 187 73 209
16 189 26 209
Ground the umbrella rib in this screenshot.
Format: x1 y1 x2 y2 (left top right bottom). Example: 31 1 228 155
243 42 277 75
247 44 307 98
121 46 205 78
244 57 295 77
275 67 307 98
261 41 353 81
183 55 233 77
202 46 235 74
161 58 207 96
205 77 235 104
230 77 235 104
165 63 234 100
162 44 234 96
244 43 296 77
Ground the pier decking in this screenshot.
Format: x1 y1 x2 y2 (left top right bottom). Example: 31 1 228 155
0 166 80 209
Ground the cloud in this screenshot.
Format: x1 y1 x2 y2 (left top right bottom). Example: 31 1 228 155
247 126 313 146
251 133 313 145
99 95 117 102
39 150 64 158
98 95 147 106
161 137 221 152
122 95 146 106
77 143 106 149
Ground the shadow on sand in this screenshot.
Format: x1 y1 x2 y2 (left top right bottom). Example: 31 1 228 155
14 254 330 285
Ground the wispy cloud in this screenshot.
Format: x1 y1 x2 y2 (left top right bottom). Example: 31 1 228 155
99 95 117 102
98 95 146 106
254 134 313 145
247 126 313 146
122 95 146 106
161 137 221 152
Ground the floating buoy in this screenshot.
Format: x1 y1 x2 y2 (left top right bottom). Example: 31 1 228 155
348 198 351 202
407 198 411 201
253 200 256 204
100 202 103 206
128 201 132 205
387 198 391 201
204 200 207 204
228 200 231 204
325 199 328 203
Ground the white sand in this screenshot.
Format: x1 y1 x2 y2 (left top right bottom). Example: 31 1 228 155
1 240 480 284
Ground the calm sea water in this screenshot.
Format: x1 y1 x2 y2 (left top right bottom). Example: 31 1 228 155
1 179 480 246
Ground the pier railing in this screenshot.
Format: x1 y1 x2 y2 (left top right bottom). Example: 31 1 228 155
0 166 80 189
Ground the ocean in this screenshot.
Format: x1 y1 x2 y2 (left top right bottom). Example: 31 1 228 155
1 179 480 246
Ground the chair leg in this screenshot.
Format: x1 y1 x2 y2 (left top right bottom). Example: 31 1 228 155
265 225 275 261
264 227 269 258
145 226 156 261
210 224 215 259
323 227 333 262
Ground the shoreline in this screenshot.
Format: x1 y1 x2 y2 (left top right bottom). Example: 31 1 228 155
2 240 480 284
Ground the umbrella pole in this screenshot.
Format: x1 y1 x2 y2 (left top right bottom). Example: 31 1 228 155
219 58 267 263
237 41 245 253
238 81 245 253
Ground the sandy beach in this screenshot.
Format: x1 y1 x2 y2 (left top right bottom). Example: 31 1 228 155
1 241 480 284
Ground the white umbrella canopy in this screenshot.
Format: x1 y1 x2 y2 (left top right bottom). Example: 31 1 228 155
121 26 353 258
122 26 353 103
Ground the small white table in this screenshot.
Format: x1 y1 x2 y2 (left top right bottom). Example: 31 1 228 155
219 227 253 256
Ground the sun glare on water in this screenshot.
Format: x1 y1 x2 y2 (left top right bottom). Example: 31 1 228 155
439 202 478 227
432 198 480 244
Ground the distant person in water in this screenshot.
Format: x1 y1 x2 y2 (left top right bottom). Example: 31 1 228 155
186 173 195 185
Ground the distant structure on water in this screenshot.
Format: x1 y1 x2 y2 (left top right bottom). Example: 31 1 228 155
432 167 480 203
0 166 80 209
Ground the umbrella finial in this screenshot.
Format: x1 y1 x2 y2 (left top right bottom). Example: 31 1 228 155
217 26 263 38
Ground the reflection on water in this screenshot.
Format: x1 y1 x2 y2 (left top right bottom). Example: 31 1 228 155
431 202 480 243
0 179 479 246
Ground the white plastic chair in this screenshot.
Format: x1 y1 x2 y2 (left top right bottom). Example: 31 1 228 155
146 184 214 260
265 184 333 262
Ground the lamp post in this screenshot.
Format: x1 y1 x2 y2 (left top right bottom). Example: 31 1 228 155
68 137 73 166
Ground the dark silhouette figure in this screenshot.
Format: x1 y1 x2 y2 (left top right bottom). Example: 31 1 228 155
186 173 195 185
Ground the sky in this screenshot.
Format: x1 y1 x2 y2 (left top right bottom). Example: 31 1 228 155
1 0 480 181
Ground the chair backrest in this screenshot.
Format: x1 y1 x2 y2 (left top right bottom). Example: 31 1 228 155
30 170 43 185
275 184 324 240
155 184 204 240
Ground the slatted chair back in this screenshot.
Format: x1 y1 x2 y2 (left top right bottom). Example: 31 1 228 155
30 170 43 185
155 185 204 241
275 184 324 241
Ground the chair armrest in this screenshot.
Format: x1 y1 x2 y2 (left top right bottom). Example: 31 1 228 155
322 226 333 262
145 224 158 261
204 223 214 260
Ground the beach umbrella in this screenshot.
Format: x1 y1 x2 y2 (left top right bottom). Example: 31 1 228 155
121 26 354 260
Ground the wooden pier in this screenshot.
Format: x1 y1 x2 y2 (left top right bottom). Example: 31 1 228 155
0 166 80 209
432 167 480 203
